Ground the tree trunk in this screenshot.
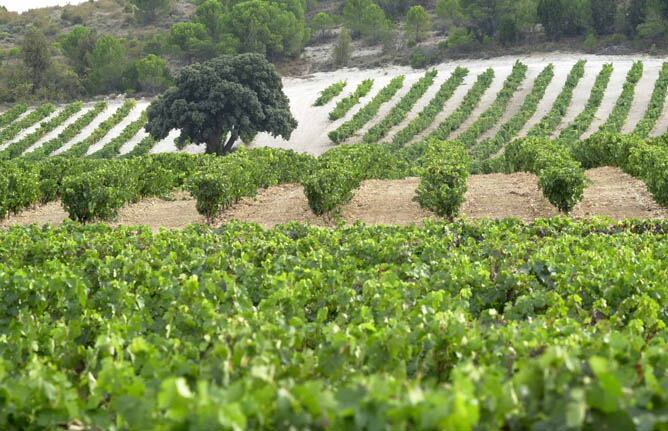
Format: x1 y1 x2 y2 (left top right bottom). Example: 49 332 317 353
205 133 223 154
221 129 239 155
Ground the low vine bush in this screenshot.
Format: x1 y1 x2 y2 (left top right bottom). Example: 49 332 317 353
89 111 148 158
328 76 404 143
634 62 668 138
24 102 108 160
470 64 555 165
598 61 643 134
314 81 346 106
0 162 40 219
457 61 528 147
558 63 613 143
62 99 137 157
527 60 586 137
0 103 28 128
505 137 586 213
0 103 56 146
362 70 437 143
414 139 470 220
0 102 84 160
426 68 494 141
391 67 468 146
328 79 373 120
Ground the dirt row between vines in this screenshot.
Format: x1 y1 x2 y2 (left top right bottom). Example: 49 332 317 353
2 167 666 230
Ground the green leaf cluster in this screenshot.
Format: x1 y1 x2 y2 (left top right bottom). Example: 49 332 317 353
314 81 347 106
0 103 56 146
598 61 643 134
634 62 668 138
328 79 374 121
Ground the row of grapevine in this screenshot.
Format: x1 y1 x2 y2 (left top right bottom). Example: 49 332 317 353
24 102 108 160
89 111 148 158
362 69 438 143
456 61 528 147
634 62 668 138
0 103 56 147
390 67 468 146
61 100 137 157
328 79 374 120
558 63 614 142
0 103 27 128
328 76 404 144
313 81 346 106
122 135 156 158
527 60 587 137
470 64 555 163
0 102 84 160
425 68 495 141
598 61 643 134
2 218 668 429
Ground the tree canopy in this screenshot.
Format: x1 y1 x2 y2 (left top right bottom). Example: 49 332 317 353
146 53 297 155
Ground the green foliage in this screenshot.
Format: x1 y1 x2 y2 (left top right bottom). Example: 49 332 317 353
61 165 138 222
599 61 643 133
311 12 336 40
392 67 468 146
25 102 107 161
415 139 470 219
426 68 494 141
0 103 56 147
328 79 374 121
591 0 617 35
59 26 97 75
62 100 136 158
314 81 346 106
224 0 308 59
458 61 528 147
558 63 613 143
86 35 127 93
472 64 555 165
537 0 588 39
21 27 51 91
303 167 360 215
406 5 431 43
122 135 156 158
634 62 668 138
409 47 431 68
364 69 437 143
0 162 40 219
129 0 172 23
505 137 586 212
89 111 148 159
169 22 214 63
0 104 28 128
329 76 404 143
3 218 668 427
527 60 586 137
343 0 392 42
445 26 479 52
0 102 83 160
332 27 352 67
131 54 172 94
147 54 296 155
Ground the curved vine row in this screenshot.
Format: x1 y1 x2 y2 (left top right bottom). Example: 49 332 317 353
598 61 643 134
526 60 586 138
0 104 28 129
0 102 84 160
634 62 668 138
558 63 613 143
457 61 528 148
328 79 374 121
362 70 437 143
390 67 468 146
425 68 495 141
328 76 404 144
470 64 555 162
61 100 137 158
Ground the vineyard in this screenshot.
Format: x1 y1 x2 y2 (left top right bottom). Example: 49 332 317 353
2 54 668 429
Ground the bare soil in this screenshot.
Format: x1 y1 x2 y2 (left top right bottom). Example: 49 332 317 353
3 168 663 229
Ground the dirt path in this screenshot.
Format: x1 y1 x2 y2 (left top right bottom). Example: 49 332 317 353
86 102 150 155
26 105 92 155
572 167 668 219
53 104 118 155
0 107 63 152
582 61 633 138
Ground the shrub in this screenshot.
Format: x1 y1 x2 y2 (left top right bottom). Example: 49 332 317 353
0 163 40 219
414 139 470 220
409 48 430 69
187 172 231 224
303 167 360 215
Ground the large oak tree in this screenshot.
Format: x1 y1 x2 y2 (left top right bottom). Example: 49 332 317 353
145 53 297 155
